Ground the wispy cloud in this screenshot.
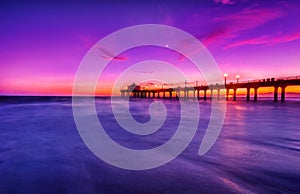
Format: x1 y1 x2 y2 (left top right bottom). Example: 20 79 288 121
214 0 236 5
133 70 154 74
97 47 128 61
201 27 233 46
225 30 300 49
162 14 174 26
212 7 283 30
158 5 175 26
201 6 284 47
76 34 96 50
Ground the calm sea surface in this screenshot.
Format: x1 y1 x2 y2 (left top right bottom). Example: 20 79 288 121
0 96 299 194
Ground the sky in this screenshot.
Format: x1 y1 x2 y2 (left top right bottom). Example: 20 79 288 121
1 0 300 95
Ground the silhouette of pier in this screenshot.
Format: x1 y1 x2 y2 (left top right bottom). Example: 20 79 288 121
120 76 300 102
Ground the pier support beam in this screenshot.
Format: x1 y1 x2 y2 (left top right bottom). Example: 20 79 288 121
274 86 278 102
204 89 207 101
169 91 172 98
163 91 165 99
246 88 250 101
233 89 237 101
217 89 220 100
226 89 229 101
254 88 258 101
281 86 286 102
197 89 200 99
210 89 213 100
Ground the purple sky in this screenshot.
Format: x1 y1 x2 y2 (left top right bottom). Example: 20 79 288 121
1 0 300 95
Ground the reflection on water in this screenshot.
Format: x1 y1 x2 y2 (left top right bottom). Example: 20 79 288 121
0 97 299 193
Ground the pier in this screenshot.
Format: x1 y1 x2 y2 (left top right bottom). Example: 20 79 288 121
120 76 300 102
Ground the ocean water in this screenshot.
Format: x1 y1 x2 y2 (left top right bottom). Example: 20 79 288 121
0 96 299 194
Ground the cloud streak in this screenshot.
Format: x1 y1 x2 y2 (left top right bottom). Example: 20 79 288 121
158 5 175 26
201 6 284 47
224 30 300 49
97 47 128 61
133 70 155 74
214 0 236 5
212 6 283 30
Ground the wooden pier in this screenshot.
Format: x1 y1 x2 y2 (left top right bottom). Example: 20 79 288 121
120 76 300 102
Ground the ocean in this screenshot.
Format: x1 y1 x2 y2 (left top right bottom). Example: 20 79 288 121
0 96 299 193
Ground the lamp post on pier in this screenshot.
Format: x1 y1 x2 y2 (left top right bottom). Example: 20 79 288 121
236 75 240 83
224 73 228 85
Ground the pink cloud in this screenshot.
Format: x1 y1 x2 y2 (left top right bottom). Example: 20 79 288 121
76 34 96 50
214 0 236 5
97 47 128 61
162 14 174 26
201 7 284 47
158 5 175 26
224 30 300 49
201 27 232 46
98 56 128 61
133 70 154 74
213 7 283 30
